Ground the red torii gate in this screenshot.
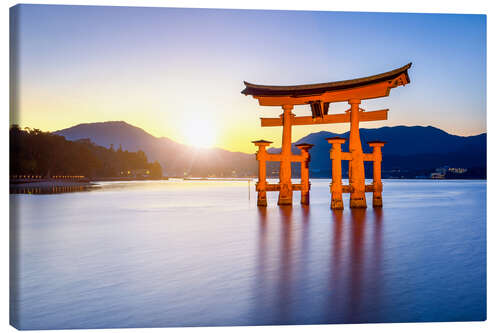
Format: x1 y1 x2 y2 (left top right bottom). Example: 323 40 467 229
242 63 411 208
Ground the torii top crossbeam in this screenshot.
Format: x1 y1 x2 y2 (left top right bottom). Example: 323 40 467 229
242 63 411 128
241 63 411 104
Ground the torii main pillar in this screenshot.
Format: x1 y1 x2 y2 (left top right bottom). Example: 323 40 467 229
278 104 294 205
348 99 367 208
243 63 411 207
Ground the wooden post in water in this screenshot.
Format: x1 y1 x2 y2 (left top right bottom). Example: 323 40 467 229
327 137 346 210
252 140 272 206
368 141 385 207
296 143 314 205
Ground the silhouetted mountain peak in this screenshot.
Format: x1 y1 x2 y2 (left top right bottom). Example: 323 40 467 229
56 120 152 137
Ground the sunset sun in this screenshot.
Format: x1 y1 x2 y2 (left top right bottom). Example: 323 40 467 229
184 119 216 148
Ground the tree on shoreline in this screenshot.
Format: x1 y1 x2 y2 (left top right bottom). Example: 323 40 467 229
10 125 162 179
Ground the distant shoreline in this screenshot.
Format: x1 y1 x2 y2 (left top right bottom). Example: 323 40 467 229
10 180 95 188
10 176 169 186
9 176 486 189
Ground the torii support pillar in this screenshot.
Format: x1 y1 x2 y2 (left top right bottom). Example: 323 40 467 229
368 141 385 208
296 143 314 205
252 140 272 206
327 137 346 210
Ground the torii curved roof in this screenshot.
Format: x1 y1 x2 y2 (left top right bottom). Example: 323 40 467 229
241 63 411 97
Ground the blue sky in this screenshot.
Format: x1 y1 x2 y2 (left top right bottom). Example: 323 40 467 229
11 4 486 152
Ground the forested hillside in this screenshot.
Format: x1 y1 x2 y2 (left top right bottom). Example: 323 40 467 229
10 125 162 179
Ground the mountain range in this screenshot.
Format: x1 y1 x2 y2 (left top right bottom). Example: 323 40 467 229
268 126 486 178
54 121 486 178
54 121 257 177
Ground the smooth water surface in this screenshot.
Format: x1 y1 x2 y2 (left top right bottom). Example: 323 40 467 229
10 179 486 329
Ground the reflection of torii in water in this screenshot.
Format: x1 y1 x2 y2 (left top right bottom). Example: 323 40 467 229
252 206 385 324
243 63 411 208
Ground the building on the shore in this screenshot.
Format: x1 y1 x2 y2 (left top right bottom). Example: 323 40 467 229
448 167 468 174
430 166 468 179
430 172 445 179
120 169 151 178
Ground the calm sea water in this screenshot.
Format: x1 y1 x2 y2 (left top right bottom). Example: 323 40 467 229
10 179 486 329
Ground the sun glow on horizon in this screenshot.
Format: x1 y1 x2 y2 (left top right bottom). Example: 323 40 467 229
12 6 486 154
183 118 217 148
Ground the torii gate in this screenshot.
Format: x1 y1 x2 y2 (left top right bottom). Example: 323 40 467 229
242 63 411 208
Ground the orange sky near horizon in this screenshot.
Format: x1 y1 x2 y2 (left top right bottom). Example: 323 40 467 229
11 5 486 153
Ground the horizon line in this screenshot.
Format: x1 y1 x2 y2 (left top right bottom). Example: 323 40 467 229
10 120 487 154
